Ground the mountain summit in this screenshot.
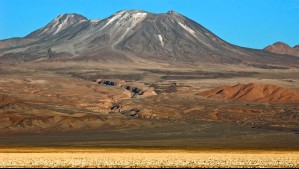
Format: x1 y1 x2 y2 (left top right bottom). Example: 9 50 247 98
1 10 299 66
26 13 88 39
264 42 299 57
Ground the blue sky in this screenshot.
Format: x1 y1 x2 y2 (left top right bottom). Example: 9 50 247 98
0 0 298 49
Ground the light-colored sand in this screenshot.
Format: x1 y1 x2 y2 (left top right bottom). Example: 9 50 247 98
0 152 299 168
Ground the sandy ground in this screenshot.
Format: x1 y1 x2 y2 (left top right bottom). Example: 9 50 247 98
0 151 298 168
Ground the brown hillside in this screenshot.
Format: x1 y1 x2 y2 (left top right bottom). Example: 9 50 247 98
199 83 299 103
0 94 16 105
264 42 299 57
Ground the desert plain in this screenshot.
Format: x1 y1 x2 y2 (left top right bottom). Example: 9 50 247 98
0 60 298 167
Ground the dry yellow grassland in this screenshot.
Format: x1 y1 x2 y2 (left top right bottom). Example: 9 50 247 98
0 151 299 168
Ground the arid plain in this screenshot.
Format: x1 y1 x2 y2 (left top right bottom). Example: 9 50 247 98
1 60 299 167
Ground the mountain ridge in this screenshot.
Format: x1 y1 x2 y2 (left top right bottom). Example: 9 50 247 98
1 10 299 67
26 13 88 39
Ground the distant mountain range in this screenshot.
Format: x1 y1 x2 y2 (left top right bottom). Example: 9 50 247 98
0 10 298 67
264 42 299 57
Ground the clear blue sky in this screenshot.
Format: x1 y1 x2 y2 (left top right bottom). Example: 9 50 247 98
0 0 298 49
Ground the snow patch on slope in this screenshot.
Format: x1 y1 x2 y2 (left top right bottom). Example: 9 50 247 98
104 12 147 46
33 14 87 37
178 21 196 38
55 22 63 34
55 14 74 34
132 13 147 21
103 11 126 28
103 11 147 30
39 28 49 36
91 19 101 24
158 35 164 47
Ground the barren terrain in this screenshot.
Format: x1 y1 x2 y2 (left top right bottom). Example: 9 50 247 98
0 61 298 151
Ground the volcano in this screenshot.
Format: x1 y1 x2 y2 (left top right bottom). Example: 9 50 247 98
0 10 299 66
